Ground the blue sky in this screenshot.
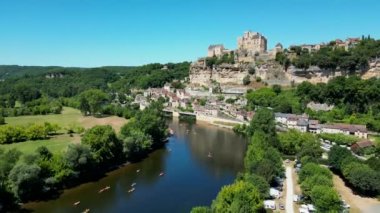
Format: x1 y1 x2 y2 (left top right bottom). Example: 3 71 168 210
0 0 379 67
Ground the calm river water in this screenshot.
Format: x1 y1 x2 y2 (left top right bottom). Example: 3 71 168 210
24 119 247 213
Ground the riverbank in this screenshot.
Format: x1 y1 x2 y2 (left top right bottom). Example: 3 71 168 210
171 111 247 129
22 119 246 212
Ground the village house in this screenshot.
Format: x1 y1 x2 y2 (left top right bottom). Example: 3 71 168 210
308 120 320 133
351 140 374 154
295 119 309 132
207 44 225 57
275 113 309 132
320 123 368 139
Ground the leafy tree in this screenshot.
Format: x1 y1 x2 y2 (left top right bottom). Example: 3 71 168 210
247 108 278 147
299 163 332 182
301 174 333 197
79 89 109 115
121 102 167 143
244 131 283 183
278 130 319 155
275 52 291 70
246 88 276 109
237 173 270 199
122 129 153 158
328 146 352 170
8 163 44 201
342 162 380 195
310 185 342 212
64 144 95 177
0 149 21 181
211 181 263 213
81 125 123 166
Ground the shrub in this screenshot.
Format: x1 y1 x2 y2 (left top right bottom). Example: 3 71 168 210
256 77 262 82
243 75 251 85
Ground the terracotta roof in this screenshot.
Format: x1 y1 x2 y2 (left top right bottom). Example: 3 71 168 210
353 140 374 148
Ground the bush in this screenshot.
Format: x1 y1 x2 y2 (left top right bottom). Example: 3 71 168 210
0 122 60 144
248 67 255 75
211 181 263 213
0 116 4 125
310 185 342 212
243 75 251 85
299 163 332 182
256 77 262 82
190 206 211 213
319 133 359 145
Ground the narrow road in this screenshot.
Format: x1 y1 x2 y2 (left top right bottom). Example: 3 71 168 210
286 166 294 213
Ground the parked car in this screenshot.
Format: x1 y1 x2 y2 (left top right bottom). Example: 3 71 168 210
279 203 285 210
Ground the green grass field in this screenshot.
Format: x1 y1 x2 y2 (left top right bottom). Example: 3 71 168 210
4 107 82 129
0 134 75 154
1 107 82 154
1 107 127 155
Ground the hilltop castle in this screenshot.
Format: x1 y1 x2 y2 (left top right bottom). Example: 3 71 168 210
207 31 282 63
237 31 267 54
190 30 284 86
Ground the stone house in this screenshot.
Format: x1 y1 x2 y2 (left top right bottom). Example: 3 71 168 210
208 44 225 57
320 123 368 139
351 140 374 153
274 113 309 132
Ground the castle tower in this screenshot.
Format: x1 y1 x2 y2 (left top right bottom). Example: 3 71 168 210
237 31 267 55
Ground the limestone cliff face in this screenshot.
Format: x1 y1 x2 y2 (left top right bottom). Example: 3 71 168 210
189 63 250 86
189 58 380 87
362 60 380 79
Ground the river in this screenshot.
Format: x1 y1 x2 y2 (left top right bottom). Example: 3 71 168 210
24 118 247 213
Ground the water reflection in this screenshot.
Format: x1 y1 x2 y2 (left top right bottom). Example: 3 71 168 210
24 118 247 213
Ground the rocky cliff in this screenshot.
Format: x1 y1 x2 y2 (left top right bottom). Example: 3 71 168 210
189 63 251 86
189 58 380 87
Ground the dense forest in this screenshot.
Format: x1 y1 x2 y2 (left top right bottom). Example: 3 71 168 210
0 62 189 117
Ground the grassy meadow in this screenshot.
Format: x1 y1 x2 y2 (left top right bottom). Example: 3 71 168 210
5 107 82 130
0 107 128 154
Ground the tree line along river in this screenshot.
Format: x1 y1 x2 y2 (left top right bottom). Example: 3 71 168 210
23 118 247 213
